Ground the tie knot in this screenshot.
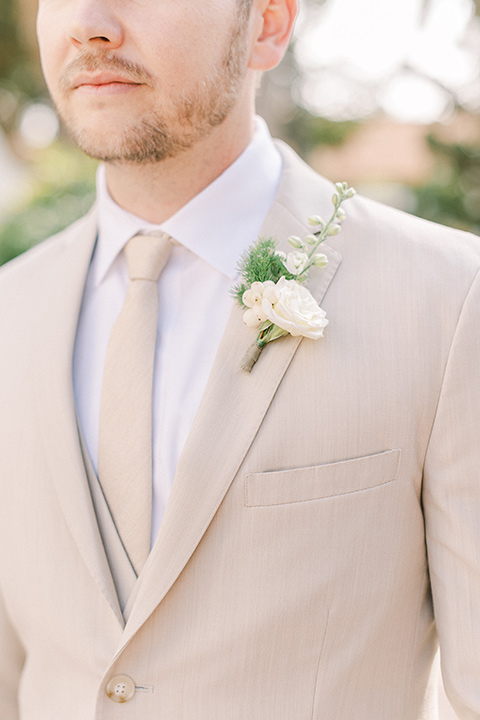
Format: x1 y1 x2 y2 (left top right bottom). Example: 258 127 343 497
125 232 172 282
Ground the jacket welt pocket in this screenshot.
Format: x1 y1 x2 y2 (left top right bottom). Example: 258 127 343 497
244 449 402 507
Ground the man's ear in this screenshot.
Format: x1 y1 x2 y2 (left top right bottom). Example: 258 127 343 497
248 0 298 71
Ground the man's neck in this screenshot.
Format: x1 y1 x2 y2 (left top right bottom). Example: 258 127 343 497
104 113 255 224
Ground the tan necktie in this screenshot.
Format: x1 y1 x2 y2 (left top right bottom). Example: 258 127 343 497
98 231 172 576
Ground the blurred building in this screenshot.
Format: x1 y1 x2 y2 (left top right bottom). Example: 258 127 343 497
308 111 480 214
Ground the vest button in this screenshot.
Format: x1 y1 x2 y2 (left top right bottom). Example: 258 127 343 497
106 675 136 703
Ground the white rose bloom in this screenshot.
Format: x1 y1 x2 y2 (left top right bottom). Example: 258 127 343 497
261 276 328 340
285 251 310 276
262 282 279 305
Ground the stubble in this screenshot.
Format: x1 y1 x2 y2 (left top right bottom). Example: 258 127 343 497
54 13 250 165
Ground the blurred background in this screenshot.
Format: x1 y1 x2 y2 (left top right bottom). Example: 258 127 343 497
0 0 479 270
0 1 476 715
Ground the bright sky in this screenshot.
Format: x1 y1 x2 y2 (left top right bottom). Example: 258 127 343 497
294 0 479 122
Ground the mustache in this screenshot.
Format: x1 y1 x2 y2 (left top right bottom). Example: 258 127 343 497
59 51 154 91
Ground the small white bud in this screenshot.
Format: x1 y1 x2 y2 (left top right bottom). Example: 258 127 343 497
332 193 339 207
243 308 263 328
307 215 325 227
288 235 304 249
346 187 356 199
327 223 341 236
312 253 329 268
304 234 317 245
336 207 346 222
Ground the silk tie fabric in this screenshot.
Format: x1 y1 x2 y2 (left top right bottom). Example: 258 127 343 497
98 232 172 576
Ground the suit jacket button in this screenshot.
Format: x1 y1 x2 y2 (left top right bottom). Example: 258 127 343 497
106 675 136 703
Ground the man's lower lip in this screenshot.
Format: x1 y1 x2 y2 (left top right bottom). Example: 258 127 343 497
75 82 141 96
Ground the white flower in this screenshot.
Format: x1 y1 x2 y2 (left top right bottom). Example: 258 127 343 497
285 251 310 276
287 235 304 249
243 308 266 328
261 276 328 340
242 281 266 308
327 223 341 236
311 253 328 268
242 281 274 327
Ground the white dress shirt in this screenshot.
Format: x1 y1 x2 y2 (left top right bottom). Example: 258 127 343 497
73 117 282 545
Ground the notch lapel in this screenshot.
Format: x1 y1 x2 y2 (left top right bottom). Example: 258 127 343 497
120 191 342 648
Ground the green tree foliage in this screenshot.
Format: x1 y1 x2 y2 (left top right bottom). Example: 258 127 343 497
413 136 480 235
282 109 359 157
0 0 44 131
0 143 96 266
0 0 24 83
0 180 95 266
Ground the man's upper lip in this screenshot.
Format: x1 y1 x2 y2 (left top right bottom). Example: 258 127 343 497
72 72 141 88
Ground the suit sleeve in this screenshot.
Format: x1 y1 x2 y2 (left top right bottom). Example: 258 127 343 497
0 584 25 719
423 267 480 719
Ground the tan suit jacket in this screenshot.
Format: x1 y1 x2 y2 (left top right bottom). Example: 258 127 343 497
1 143 480 719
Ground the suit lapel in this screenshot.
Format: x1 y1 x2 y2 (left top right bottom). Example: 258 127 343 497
121 167 342 646
32 209 125 628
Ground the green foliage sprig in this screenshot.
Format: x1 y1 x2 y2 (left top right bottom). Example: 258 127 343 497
232 238 296 304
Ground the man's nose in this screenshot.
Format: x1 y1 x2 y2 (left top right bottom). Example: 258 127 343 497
68 0 123 49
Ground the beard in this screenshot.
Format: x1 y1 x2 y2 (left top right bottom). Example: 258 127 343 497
53 18 249 164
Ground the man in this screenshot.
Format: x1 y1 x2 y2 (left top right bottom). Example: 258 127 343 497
0 0 479 717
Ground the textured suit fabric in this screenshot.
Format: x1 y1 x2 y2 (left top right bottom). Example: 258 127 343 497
78 420 137 612
1 143 480 719
98 232 173 575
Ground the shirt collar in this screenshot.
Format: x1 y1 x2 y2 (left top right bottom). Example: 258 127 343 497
94 116 282 285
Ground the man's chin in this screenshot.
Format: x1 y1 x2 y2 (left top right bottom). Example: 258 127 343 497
65 127 188 165
60 112 205 164
65 132 125 162
57 93 231 164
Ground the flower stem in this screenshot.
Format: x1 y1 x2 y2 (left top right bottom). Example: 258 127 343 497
307 205 339 259
240 342 264 373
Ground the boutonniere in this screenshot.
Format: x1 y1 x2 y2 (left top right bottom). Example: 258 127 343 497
233 182 356 372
